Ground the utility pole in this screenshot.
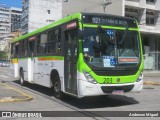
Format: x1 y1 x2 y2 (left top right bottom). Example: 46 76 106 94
102 0 112 13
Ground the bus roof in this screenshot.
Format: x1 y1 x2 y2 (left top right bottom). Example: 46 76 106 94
13 12 81 43
13 12 138 43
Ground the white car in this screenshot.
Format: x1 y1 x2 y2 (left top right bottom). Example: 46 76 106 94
2 62 7 67
2 62 10 67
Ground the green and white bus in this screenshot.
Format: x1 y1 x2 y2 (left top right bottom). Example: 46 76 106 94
11 13 144 99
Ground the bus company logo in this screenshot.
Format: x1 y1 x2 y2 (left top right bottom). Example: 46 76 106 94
2 112 12 117
67 22 77 29
117 78 120 83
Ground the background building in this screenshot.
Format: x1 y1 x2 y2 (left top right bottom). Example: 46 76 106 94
62 0 122 17
124 0 160 73
11 7 22 32
21 0 62 35
0 5 10 40
126 0 160 74
0 4 22 62
0 5 11 53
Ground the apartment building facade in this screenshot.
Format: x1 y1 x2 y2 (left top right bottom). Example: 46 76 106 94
21 0 62 35
0 5 10 39
0 5 22 53
0 5 11 52
11 7 22 32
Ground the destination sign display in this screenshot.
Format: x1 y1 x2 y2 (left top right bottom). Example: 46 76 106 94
82 14 137 28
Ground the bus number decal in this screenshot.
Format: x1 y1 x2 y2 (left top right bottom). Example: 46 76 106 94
104 78 112 84
92 17 100 24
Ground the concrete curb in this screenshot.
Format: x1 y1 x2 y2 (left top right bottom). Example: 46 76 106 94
144 81 160 86
0 82 33 103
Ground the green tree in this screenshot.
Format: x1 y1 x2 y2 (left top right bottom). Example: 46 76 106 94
0 51 7 60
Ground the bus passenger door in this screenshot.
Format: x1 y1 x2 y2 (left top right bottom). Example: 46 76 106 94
64 29 78 95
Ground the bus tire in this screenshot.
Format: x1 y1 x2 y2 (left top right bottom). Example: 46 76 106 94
19 69 25 86
52 74 63 99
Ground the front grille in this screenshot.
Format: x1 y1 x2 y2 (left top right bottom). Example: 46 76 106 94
101 85 134 93
94 70 137 76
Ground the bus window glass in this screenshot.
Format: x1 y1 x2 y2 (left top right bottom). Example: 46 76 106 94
15 44 19 57
83 28 140 68
21 41 25 57
29 40 35 56
24 40 28 57
37 33 48 54
48 28 61 54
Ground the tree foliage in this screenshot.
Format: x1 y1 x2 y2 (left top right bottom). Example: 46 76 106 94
0 52 7 60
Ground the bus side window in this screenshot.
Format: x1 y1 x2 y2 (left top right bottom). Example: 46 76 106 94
37 33 48 54
37 35 41 54
48 30 55 53
15 44 19 57
11 43 14 58
24 40 28 57
21 40 25 57
29 40 35 57
48 28 61 54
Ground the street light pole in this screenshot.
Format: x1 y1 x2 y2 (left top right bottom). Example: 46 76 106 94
102 0 112 13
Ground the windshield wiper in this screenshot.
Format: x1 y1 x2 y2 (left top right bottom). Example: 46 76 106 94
98 26 115 45
118 25 128 44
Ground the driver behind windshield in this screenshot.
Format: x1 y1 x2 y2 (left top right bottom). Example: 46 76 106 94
83 35 100 61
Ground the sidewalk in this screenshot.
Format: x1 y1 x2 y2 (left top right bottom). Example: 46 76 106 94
0 81 33 103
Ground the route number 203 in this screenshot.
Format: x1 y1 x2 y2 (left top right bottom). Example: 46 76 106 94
104 78 112 84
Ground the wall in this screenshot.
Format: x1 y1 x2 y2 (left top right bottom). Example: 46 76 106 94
28 0 62 32
62 0 123 17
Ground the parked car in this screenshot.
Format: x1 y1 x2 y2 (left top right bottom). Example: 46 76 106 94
0 62 2 66
1 62 10 67
2 62 6 67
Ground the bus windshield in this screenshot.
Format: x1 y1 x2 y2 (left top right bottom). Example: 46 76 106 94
82 27 140 69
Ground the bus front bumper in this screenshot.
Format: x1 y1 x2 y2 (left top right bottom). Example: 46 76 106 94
78 79 143 98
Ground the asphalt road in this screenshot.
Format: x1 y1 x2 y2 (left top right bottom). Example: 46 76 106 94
0 67 160 120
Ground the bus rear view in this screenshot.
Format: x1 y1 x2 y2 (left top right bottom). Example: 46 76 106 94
77 13 144 97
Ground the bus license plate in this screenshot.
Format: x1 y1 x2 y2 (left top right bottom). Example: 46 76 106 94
112 90 124 95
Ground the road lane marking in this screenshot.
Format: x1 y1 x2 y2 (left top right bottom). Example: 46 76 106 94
144 81 160 86
0 82 33 103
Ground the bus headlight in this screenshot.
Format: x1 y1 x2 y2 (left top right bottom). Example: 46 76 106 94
83 70 97 84
136 72 143 82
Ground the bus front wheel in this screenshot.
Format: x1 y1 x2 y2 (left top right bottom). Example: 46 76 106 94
52 74 63 99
